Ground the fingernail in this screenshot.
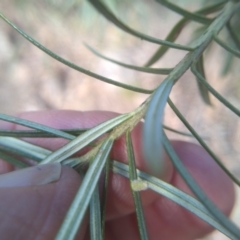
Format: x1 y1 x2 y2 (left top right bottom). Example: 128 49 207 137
0 163 61 188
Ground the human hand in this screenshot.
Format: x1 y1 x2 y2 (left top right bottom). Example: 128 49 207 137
0 110 235 240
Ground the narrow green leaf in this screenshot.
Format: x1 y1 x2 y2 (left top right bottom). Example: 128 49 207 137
193 55 212 105
126 131 149 240
144 0 240 175
0 137 51 162
226 22 240 51
191 64 240 117
90 185 102 240
85 44 172 75
63 146 102 168
0 113 75 140
55 138 113 240
100 158 111 240
168 98 240 186
143 79 173 174
198 1 226 15
111 160 237 240
40 113 133 164
155 0 213 25
126 131 138 181
163 125 195 137
87 0 193 51
184 2 240 50
0 137 86 167
0 12 151 94
144 1 227 67
214 35 240 58
0 150 29 168
0 128 88 138
162 132 240 239
144 18 188 67
221 47 235 76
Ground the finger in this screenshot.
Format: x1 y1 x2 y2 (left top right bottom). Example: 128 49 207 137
0 164 86 240
0 110 173 219
0 110 235 240
105 141 235 240
0 110 124 171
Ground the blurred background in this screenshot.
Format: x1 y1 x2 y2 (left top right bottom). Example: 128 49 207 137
0 0 239 239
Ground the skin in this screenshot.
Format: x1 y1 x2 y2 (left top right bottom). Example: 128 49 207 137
0 110 235 240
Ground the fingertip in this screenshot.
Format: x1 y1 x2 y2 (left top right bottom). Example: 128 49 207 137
120 140 236 240
168 141 235 236
170 140 235 214
0 165 86 239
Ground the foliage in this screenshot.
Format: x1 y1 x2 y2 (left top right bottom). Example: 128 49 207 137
0 0 240 239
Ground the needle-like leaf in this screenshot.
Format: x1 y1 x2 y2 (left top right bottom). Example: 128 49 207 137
0 12 152 94
0 1 239 240
126 131 149 240
214 35 240 58
0 137 51 162
40 113 133 164
111 160 237 240
191 64 240 117
144 1 226 66
0 113 75 140
226 22 240 51
143 79 173 174
90 185 102 240
163 125 195 137
0 150 29 168
168 98 240 186
155 0 213 25
85 44 172 75
55 138 113 240
0 128 88 138
143 0 240 175
100 158 111 240
162 132 240 239
144 17 189 67
87 0 193 51
192 55 211 105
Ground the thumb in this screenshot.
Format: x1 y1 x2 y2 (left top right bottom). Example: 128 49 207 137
0 164 86 240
